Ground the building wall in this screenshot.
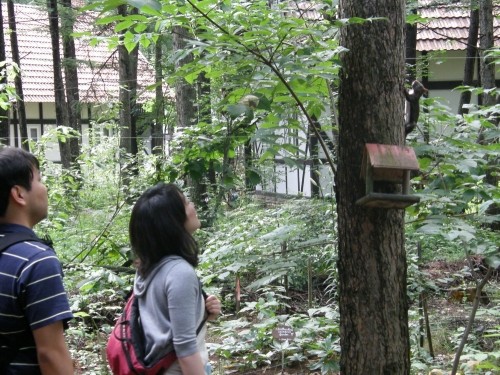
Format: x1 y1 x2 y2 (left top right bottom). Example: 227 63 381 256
8 102 92 162
420 50 483 114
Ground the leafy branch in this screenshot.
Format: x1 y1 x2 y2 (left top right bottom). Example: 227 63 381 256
183 0 337 173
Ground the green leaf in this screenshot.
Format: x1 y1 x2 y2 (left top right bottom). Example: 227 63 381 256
126 0 161 10
484 254 500 269
247 272 286 290
226 104 251 119
115 19 133 32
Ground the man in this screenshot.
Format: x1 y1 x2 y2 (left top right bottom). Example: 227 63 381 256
0 147 74 374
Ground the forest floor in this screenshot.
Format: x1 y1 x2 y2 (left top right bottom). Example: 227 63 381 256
71 258 499 375
211 258 499 375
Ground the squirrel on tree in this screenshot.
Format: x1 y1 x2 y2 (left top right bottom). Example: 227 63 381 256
404 80 428 137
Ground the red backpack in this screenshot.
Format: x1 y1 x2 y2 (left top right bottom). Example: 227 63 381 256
106 294 176 375
107 290 207 375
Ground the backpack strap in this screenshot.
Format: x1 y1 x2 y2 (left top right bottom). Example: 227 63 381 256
0 232 42 253
197 287 209 335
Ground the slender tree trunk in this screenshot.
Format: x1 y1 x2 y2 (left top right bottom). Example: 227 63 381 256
478 0 495 109
337 0 410 374
173 25 206 209
47 0 71 168
118 5 139 157
195 71 211 212
478 0 499 230
61 0 81 162
173 26 196 128
310 115 320 197
0 2 8 144
7 0 28 150
117 5 139 193
458 2 479 115
405 8 417 82
152 36 164 155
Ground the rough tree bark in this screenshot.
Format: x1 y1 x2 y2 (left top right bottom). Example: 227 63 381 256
7 0 29 150
478 0 499 230
478 0 495 109
173 25 207 211
61 0 81 162
337 0 410 373
47 0 71 168
118 5 139 158
458 0 479 115
152 35 164 155
405 8 417 82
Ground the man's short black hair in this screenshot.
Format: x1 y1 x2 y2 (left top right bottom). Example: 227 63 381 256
0 147 40 217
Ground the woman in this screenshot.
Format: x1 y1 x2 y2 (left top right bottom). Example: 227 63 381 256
129 183 221 375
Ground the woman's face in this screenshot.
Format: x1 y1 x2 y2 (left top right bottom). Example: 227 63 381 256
183 195 201 234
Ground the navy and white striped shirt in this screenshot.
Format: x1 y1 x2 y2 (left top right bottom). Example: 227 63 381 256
0 224 73 375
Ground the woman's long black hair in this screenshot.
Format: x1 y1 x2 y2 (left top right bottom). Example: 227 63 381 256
129 183 199 277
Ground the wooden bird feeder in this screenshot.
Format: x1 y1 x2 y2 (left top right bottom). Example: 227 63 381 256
356 143 420 209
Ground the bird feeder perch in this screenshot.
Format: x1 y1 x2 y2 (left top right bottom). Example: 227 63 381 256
356 143 420 209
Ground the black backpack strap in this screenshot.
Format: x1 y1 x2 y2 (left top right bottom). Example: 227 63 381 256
196 282 209 335
0 232 42 253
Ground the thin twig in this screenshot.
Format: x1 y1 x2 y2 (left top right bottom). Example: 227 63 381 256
450 266 493 375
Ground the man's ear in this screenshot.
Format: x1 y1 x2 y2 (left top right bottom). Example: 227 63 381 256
10 185 27 206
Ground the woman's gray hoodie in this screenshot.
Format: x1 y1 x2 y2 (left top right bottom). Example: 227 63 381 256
133 256 206 364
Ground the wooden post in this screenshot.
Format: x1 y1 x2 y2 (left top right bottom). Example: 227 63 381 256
423 294 434 358
282 242 289 297
402 170 410 194
308 257 313 309
235 274 241 314
418 242 424 347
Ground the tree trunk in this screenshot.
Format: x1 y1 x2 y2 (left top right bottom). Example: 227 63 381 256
7 0 29 150
478 0 499 230
458 2 479 115
173 25 206 209
173 26 196 128
478 0 495 108
152 36 164 155
337 0 410 374
61 0 81 162
309 115 320 197
118 5 139 157
405 8 417 82
47 0 71 168
195 71 211 212
0 2 8 145
117 5 139 193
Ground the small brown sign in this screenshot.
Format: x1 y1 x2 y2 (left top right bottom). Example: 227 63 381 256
272 324 296 342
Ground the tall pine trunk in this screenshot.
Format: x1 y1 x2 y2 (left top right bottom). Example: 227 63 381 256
152 36 164 155
117 5 139 193
337 0 410 373
47 0 71 168
61 0 81 162
173 25 207 211
405 8 417 82
478 0 499 229
458 1 479 115
118 5 139 158
7 0 28 150
478 0 495 108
